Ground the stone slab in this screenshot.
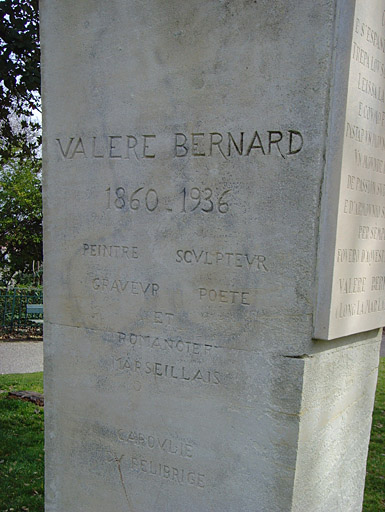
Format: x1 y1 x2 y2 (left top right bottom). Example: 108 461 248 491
315 0 385 340
44 322 303 512
8 390 44 407
292 335 381 510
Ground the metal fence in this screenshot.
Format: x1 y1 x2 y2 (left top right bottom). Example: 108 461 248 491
0 288 43 331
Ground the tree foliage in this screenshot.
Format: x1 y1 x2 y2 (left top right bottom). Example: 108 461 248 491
0 154 42 285
0 0 41 162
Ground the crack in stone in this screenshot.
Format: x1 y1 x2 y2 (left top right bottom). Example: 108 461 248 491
114 454 134 512
282 354 311 359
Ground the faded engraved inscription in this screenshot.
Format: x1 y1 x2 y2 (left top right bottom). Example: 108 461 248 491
317 1 385 338
335 4 385 323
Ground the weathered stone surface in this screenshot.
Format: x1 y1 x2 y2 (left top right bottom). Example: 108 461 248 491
41 1 382 511
292 334 380 510
44 322 303 511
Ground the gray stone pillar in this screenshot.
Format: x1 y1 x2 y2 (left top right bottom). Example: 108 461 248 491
41 1 383 510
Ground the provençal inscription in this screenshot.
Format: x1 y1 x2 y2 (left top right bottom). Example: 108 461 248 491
336 248 385 263
326 3 385 335
354 149 385 174
315 2 385 338
358 225 385 239
353 16 385 60
106 452 206 489
336 296 385 319
339 276 366 294
343 199 385 218
117 429 195 459
55 129 304 160
356 73 385 102
346 123 385 148
337 274 385 293
346 174 385 196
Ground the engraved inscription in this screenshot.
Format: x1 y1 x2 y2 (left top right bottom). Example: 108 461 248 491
103 330 219 358
356 72 385 102
354 149 385 174
339 276 366 294
343 199 385 218
358 101 385 125
336 297 385 318
106 452 206 489
354 16 385 55
111 331 218 356
336 247 385 263
345 123 385 149
346 174 385 196
371 274 385 290
316 1 385 338
153 311 175 326
105 185 231 215
92 277 159 296
176 249 268 271
82 243 139 259
198 287 250 306
54 129 305 161
117 430 194 459
56 134 157 160
112 357 221 386
358 226 385 239
174 130 304 159
335 3 385 326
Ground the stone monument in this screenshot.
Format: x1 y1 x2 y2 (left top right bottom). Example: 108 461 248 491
41 1 384 510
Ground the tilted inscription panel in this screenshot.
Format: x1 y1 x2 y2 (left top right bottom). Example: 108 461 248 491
315 0 385 340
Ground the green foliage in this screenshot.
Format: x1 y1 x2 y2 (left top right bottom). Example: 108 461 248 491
0 0 41 162
0 372 44 512
0 155 42 285
363 357 385 511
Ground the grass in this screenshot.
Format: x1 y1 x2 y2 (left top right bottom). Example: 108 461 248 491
363 357 385 511
0 373 44 512
0 363 384 511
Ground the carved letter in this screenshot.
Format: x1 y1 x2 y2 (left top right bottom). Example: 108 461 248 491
56 137 74 158
71 137 87 158
175 133 188 157
126 135 139 160
227 132 244 156
246 131 265 155
143 134 156 158
288 130 304 155
268 131 285 158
